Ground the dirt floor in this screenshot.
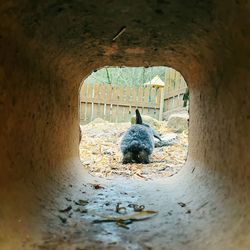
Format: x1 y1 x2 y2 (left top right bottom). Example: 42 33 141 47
79 120 188 180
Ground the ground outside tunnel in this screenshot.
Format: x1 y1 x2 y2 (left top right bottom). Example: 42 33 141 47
79 119 188 180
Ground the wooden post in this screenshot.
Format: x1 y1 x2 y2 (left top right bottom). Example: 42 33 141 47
159 87 164 121
90 85 94 121
158 69 168 121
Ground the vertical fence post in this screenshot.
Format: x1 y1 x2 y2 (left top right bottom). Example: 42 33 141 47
159 69 168 121
91 85 94 121
159 87 164 121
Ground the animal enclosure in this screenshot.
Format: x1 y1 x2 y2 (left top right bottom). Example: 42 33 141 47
80 68 187 124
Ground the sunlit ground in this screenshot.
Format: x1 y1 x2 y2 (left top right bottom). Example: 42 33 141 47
79 120 188 180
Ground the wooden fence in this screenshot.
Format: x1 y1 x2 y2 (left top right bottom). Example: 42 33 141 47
80 84 161 124
164 68 188 112
80 68 188 124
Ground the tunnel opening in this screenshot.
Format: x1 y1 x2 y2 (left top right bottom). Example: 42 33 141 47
79 66 189 180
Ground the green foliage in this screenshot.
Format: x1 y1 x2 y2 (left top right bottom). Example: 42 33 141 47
84 66 168 86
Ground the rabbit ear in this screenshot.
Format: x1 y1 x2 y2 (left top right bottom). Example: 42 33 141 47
135 109 142 124
153 134 162 141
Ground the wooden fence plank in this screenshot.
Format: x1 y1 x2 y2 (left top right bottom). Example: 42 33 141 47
106 84 112 122
114 86 119 122
117 86 122 122
100 85 105 120
83 84 91 120
125 86 131 121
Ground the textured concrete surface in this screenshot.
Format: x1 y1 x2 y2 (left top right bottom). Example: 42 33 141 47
0 0 250 249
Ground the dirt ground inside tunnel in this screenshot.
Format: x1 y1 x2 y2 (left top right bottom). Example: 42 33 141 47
79 121 188 180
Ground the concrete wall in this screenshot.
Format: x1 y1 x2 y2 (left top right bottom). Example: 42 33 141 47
0 1 250 249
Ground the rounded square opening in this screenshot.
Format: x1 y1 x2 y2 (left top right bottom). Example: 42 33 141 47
79 66 189 179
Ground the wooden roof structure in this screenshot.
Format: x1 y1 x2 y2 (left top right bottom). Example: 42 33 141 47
144 75 165 88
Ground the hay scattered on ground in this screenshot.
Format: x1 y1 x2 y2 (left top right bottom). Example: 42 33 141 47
79 121 188 179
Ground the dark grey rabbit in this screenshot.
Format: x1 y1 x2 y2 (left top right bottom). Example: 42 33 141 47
120 109 159 164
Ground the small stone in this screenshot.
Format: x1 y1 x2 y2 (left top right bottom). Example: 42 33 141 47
178 202 186 207
58 216 67 223
74 200 89 206
167 113 189 133
59 205 72 213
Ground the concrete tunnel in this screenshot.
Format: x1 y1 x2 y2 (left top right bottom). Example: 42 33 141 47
0 0 250 249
